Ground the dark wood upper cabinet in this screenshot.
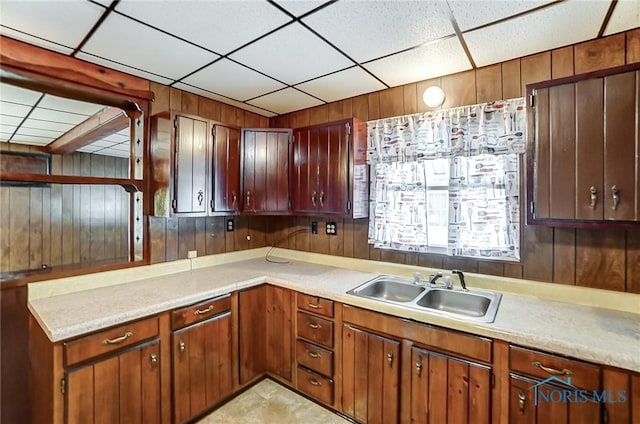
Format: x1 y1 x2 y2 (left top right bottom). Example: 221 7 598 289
527 65 640 227
212 125 241 214
241 128 292 214
291 119 368 218
174 115 209 215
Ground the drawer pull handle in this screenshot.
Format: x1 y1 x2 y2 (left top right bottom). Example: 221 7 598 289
306 302 321 309
307 350 321 359
194 305 214 315
102 331 132 345
532 361 572 376
179 340 185 354
518 390 526 414
307 321 322 330
150 353 158 367
311 191 317 207
308 377 321 386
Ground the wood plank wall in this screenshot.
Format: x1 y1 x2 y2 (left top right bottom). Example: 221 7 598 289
148 30 639 294
0 142 130 273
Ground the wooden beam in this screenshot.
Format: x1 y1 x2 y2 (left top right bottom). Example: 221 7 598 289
45 107 129 154
0 172 141 193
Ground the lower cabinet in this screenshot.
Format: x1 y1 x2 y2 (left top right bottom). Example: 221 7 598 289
409 346 491 424
171 295 233 423
341 324 400 423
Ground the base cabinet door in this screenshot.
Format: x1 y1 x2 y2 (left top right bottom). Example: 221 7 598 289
65 339 161 424
172 312 233 423
409 346 491 424
342 324 400 424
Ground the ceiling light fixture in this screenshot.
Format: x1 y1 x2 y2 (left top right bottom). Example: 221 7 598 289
422 86 446 108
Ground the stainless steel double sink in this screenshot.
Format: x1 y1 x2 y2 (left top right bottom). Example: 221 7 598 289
347 275 502 323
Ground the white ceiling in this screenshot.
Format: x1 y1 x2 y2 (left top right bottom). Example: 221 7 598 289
0 0 638 120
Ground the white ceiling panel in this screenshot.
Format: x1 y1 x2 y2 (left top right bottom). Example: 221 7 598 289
273 0 331 17
0 27 74 55
172 82 278 117
364 37 472 87
115 0 291 55
230 23 353 85
1 133 13 142
89 140 120 149
604 0 640 36
0 101 33 118
0 0 103 49
464 0 611 67
10 134 54 145
14 127 63 139
103 133 129 143
21 118 74 132
0 83 42 106
448 0 556 32
303 0 454 62
1 124 17 134
96 148 129 158
38 95 104 116
81 13 218 80
296 67 386 103
247 88 323 115
75 52 174 85
0 115 24 127
182 59 286 102
28 108 89 125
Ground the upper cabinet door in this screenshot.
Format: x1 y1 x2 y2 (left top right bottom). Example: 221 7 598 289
291 127 320 213
212 125 240 213
318 122 349 214
527 66 639 227
174 115 209 215
241 128 291 214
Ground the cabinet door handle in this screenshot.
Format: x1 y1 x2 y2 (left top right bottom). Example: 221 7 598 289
311 191 317 206
611 185 620 211
232 191 237 208
306 321 321 330
194 305 214 315
518 390 526 414
589 186 597 209
307 350 321 359
210 199 214 211
307 377 321 386
319 191 324 207
415 359 422 376
179 340 185 354
306 302 321 309
197 190 204 206
387 351 394 367
532 361 572 376
246 191 251 207
150 353 158 367
102 331 132 345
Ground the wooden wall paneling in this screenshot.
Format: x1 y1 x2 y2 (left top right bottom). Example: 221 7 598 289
224 217 235 252
441 70 476 108
551 46 574 78
575 229 626 291
165 218 179 261
501 59 521 98
352 95 369 121
271 114 290 128
205 216 226 255
351 219 369 260
221 104 236 126
309 105 329 125
233 215 250 251
416 78 441 113
178 217 195 259
402 83 418 115
379 86 404 118
328 218 344 256
379 250 405 265
150 82 170 115
235 108 245 127
195 217 206 256
181 92 199 115
342 218 354 257
103 157 116 261
328 101 343 122
79 155 91 262
521 223 554 282
404 252 419 266
294 216 310 252
0 186 8 271
574 33 625 74
244 112 261 128
198 97 221 121
520 52 551 95
476 64 502 103
148 217 166 264
477 261 504 277
40 181 50 269
8 186 29 271
418 253 443 269
342 98 353 119
368 92 380 120
249 216 268 249
627 231 640 294
627 28 640 64
443 257 479 274
368 245 381 261
309 218 330 254
293 109 310 128
90 155 106 262
552 228 576 285
502 263 523 279
169 87 182 112
49 155 63 268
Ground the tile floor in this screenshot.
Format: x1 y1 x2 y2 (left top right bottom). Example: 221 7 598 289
198 379 350 424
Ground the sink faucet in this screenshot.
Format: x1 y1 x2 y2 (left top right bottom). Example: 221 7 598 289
452 269 467 291
428 272 443 285
413 272 422 285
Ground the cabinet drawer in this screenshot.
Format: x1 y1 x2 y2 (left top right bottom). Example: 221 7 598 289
297 293 334 318
64 316 159 366
297 366 333 406
172 294 231 330
296 339 333 377
510 345 600 389
297 312 333 348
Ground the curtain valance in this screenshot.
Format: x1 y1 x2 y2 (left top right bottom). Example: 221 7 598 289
366 97 526 164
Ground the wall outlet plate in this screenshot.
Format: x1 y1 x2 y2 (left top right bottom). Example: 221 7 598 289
326 221 337 235
187 250 197 259
226 219 234 232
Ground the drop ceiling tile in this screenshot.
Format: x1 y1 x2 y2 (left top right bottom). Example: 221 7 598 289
21 118 74 133
29 108 88 125
81 13 218 80
0 27 75 55
110 142 130 151
15 127 63 139
97 148 129 158
364 36 472 87
464 0 611 67
1 124 17 135
75 52 174 85
10 134 54 145
273 1 332 17
182 59 286 102
230 22 353 85
0 115 24 127
296 67 386 103
38 95 104 116
0 0 103 49
0 83 42 106
0 101 33 118
76 145 100 153
103 133 129 143
247 88 323 115
115 0 291 55
604 0 640 36
302 0 454 62
173 82 277 117
1 133 13 142
448 0 555 32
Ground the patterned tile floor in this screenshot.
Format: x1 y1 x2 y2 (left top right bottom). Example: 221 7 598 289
198 379 350 424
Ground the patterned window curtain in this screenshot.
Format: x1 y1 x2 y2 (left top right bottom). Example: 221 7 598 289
367 98 525 261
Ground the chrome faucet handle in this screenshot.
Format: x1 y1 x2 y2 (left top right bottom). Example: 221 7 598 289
413 272 422 285
443 275 453 289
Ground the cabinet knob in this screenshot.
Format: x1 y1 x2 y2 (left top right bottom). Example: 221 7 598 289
387 351 394 367
179 340 185 354
589 186 597 209
150 353 158 367
518 390 526 414
415 359 422 376
611 185 620 211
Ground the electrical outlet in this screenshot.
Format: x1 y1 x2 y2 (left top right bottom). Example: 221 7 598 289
326 221 337 235
187 250 197 259
311 221 318 234
226 219 234 232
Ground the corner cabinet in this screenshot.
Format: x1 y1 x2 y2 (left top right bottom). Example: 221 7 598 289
291 119 369 218
527 64 640 227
